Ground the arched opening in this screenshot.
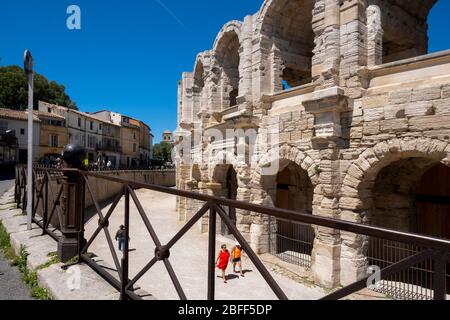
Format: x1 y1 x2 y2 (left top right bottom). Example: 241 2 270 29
364 157 450 298
262 159 314 267
215 31 240 110
192 164 201 182
371 0 439 63
193 61 205 120
261 0 315 91
212 164 238 238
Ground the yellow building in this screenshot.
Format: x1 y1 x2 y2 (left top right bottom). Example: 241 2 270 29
37 111 68 161
120 115 140 167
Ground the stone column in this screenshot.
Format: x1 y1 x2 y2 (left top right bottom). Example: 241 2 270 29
317 0 341 88
238 15 254 114
311 147 341 288
366 5 383 67
339 0 368 98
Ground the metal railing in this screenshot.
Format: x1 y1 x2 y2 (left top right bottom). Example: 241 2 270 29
269 218 314 268
15 165 65 241
14 166 450 300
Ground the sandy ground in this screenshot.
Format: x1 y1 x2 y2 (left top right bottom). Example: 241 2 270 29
85 188 326 300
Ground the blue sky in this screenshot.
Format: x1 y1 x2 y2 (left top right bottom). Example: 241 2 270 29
0 1 449 142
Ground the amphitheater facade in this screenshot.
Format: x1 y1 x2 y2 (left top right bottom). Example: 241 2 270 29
174 0 450 289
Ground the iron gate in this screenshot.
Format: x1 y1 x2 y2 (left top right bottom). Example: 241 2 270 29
269 216 315 268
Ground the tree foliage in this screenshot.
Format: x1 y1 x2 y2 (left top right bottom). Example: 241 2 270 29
153 141 173 163
0 65 77 110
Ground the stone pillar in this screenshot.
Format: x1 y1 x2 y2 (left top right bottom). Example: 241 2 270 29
238 15 254 114
366 5 383 67
311 147 341 288
58 169 86 262
317 0 341 88
339 0 368 98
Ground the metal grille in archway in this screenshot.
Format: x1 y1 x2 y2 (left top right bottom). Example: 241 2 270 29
269 216 314 268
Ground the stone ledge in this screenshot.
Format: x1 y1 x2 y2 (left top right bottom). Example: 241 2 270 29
0 187 120 300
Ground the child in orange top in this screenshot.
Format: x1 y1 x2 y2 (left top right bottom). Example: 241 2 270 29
231 242 244 277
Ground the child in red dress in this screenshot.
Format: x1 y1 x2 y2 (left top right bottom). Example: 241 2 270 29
216 244 231 283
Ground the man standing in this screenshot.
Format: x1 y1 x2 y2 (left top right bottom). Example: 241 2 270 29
115 225 127 252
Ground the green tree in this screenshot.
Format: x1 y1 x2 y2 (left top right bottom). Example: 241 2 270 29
153 141 173 163
0 65 77 110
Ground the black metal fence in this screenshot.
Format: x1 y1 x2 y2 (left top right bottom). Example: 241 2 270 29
269 217 314 268
14 165 450 300
367 237 450 300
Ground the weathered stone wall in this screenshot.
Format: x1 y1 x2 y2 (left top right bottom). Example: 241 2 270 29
83 170 176 208
175 0 446 289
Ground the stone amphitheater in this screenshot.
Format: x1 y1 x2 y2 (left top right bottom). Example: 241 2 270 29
174 0 450 291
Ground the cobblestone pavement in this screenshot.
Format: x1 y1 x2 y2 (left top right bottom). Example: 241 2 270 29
85 189 328 300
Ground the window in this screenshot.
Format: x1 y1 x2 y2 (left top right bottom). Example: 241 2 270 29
48 108 51 113
78 117 81 127
133 143 136 152
90 121 93 130
50 135 58 148
20 128 25 135
99 124 102 131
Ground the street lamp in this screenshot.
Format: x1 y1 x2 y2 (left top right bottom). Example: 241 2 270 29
24 50 34 231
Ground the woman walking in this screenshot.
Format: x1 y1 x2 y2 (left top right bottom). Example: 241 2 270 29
216 244 230 283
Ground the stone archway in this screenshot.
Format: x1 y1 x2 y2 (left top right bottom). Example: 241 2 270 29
250 144 319 259
256 0 316 92
207 151 252 241
339 138 450 288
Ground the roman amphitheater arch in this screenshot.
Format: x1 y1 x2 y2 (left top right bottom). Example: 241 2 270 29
251 144 319 265
213 21 242 112
256 0 316 93
365 0 439 64
339 138 450 288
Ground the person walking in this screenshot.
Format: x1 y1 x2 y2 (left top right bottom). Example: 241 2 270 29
115 225 127 253
231 242 244 277
216 244 230 283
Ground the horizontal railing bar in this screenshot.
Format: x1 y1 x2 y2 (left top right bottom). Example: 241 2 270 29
81 171 450 251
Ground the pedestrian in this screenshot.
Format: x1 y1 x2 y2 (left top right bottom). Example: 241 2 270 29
107 160 112 170
115 225 128 252
216 244 230 283
231 241 244 277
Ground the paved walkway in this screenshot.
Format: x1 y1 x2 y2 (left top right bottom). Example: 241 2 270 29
85 189 327 300
0 179 33 300
0 251 33 300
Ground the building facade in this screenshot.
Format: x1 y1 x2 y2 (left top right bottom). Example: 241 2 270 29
37 110 68 161
175 0 450 291
0 108 40 163
138 121 153 165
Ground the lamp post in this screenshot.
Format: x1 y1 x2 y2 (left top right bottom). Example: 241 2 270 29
24 50 34 231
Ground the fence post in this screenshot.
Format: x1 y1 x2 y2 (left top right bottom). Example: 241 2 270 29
207 203 216 300
120 185 130 300
58 168 86 262
433 251 447 300
42 173 49 236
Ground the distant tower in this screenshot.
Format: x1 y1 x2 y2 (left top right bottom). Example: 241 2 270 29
162 130 174 143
